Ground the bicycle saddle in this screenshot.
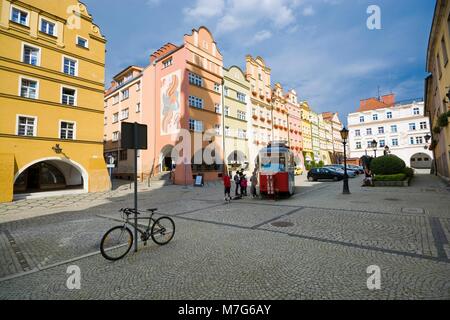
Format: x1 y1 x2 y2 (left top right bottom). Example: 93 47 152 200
146 208 158 213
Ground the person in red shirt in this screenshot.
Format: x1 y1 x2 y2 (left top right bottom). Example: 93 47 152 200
223 173 232 201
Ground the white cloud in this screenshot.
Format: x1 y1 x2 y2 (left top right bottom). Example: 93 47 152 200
183 0 225 19
250 30 273 44
302 5 315 16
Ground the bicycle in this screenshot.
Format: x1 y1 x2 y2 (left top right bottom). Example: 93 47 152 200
100 208 175 261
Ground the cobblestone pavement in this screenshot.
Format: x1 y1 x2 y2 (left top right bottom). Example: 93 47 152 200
0 173 449 299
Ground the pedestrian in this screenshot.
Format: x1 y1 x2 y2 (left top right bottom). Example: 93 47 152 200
363 166 373 187
240 175 248 197
223 173 231 202
234 172 241 196
250 172 258 198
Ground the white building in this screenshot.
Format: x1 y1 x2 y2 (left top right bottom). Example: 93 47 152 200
348 96 433 169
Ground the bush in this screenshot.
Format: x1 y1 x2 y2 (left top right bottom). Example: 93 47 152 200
402 167 415 178
370 155 406 175
373 173 407 182
433 126 442 134
318 161 324 168
438 113 449 127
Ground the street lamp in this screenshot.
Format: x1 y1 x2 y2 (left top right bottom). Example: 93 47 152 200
371 139 378 158
340 127 350 195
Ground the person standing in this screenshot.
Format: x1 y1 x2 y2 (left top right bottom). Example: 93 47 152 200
241 175 248 197
234 172 241 196
223 173 231 201
250 172 258 198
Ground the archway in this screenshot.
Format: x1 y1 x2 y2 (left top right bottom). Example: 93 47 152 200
159 145 175 172
14 158 88 194
410 153 432 169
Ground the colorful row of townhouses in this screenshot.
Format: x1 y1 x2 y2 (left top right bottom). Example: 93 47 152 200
0 0 344 202
103 30 345 185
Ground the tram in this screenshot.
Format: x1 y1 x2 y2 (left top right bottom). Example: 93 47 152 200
258 141 296 197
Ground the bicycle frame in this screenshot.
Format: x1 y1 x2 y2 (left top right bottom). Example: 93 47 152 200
121 210 160 239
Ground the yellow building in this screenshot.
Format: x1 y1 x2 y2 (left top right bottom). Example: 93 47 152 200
300 101 313 164
425 0 450 182
0 0 109 202
223 66 250 172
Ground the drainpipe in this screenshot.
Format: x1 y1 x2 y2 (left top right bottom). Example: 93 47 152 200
222 79 226 175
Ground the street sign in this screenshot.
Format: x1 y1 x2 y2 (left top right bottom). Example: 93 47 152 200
107 164 115 168
121 122 148 150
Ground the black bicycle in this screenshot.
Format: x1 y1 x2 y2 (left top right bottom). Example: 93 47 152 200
100 208 175 261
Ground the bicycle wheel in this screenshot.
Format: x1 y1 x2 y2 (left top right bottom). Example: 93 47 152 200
100 226 133 261
151 217 175 245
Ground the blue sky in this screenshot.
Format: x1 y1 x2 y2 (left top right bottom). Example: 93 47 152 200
83 0 435 122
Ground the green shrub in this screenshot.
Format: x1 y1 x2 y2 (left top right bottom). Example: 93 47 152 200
318 161 324 168
370 155 406 175
433 127 441 134
438 113 449 127
373 173 407 181
402 167 415 178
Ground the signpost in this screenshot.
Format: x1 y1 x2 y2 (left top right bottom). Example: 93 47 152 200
121 122 148 253
107 155 115 189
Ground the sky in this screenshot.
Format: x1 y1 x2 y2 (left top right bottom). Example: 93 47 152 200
82 0 436 123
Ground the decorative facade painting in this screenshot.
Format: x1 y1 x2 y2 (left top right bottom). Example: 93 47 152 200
161 71 181 135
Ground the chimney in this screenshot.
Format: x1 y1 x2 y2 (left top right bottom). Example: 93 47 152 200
380 94 395 106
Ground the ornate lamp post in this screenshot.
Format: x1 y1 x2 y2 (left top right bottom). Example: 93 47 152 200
340 127 350 195
371 139 378 158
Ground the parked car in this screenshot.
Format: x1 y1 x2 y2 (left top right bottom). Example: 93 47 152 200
325 165 358 177
294 167 303 176
347 165 364 174
307 168 344 182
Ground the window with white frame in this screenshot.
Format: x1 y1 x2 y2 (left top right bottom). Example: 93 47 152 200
189 96 203 109
356 142 362 149
420 122 428 130
224 106 229 116
225 126 231 137
214 104 221 114
224 87 229 96
237 92 246 103
214 83 220 92
121 89 129 101
415 136 424 145
367 141 373 148
378 127 384 134
366 128 372 135
413 108 420 115
63 57 77 76
237 110 246 121
162 58 173 69
189 119 203 132
409 123 416 131
188 72 203 87
214 124 221 136
76 36 88 48
20 78 38 99
121 108 129 120
360 116 365 123
112 94 119 104
136 82 141 91
62 87 76 105
238 129 246 139
379 140 385 147
386 111 393 119
60 121 75 140
113 113 119 123
373 114 378 121
391 125 398 133
17 116 36 136
112 131 120 141
40 19 55 36
11 7 28 26
23 45 40 66
392 138 399 146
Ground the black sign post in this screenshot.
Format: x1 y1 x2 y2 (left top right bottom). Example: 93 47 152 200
121 122 148 253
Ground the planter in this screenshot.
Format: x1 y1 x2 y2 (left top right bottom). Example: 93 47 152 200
259 95 265 100
252 91 257 97
252 115 258 120
373 179 410 187
260 117 266 122
266 98 271 103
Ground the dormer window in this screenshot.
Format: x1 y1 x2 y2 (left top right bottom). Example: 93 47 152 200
163 58 173 69
77 36 89 49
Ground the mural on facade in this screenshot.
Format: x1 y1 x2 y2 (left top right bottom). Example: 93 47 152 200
161 71 181 135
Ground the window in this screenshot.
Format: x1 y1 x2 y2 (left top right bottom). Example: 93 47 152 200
367 141 373 148
112 94 119 105
360 116 365 123
413 108 420 115
121 108 129 120
104 117 107 126
373 114 378 121
409 123 416 131
60 121 75 140
188 96 203 109
225 126 231 137
11 7 28 26
224 87 229 96
224 106 229 116
63 57 77 76
120 150 128 161
20 78 38 99
391 125 398 133
40 19 55 36
416 137 424 145
420 122 427 130
386 112 392 119
162 58 173 69
238 129 246 139
17 116 36 136
237 110 246 121
112 131 120 141
214 83 220 92
379 140 385 148
121 89 129 101
61 87 76 105
22 44 40 66
442 37 449 66
136 103 141 113
237 92 246 102
378 127 384 134
76 36 88 48
214 104 221 114
392 138 399 146
366 128 372 136
214 124 221 136
136 82 141 91
356 142 362 149
113 113 119 123
188 72 203 87
189 119 203 132
258 73 262 81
